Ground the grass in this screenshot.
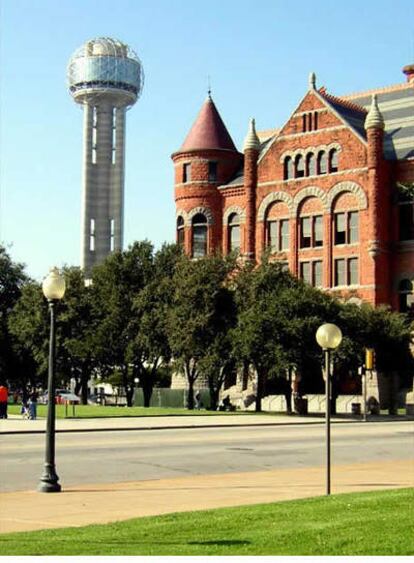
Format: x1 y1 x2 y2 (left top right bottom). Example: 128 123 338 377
0 488 413 556
6 404 263 419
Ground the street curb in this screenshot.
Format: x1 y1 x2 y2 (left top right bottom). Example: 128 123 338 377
0 418 372 436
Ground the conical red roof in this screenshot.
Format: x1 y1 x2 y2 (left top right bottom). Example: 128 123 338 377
179 96 237 152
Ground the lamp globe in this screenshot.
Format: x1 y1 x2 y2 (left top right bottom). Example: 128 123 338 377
316 323 342 350
42 268 66 301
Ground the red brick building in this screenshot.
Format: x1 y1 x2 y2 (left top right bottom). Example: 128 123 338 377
172 64 414 313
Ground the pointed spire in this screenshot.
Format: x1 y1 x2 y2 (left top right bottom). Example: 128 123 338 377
179 96 237 152
309 71 316 90
243 118 260 152
365 94 384 130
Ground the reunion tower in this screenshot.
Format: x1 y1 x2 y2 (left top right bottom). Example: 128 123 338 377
67 37 144 276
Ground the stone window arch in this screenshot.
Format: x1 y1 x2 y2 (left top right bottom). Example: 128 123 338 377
327 182 368 212
292 186 328 217
258 192 294 222
188 206 214 225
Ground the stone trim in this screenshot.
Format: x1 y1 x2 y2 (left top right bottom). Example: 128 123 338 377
188 206 214 225
328 181 368 210
176 209 189 227
292 186 328 216
275 126 347 142
223 205 246 224
257 192 293 221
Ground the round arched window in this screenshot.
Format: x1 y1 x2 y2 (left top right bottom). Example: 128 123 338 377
192 213 208 257
228 213 240 252
176 216 185 246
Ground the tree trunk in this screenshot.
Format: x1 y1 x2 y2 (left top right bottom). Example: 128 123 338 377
81 371 89 405
142 377 153 408
209 383 219 411
187 377 194 410
255 369 264 412
125 386 134 407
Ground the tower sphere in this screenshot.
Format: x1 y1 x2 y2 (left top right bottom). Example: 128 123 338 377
67 37 144 107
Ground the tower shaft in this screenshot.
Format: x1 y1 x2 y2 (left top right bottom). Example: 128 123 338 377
81 102 126 275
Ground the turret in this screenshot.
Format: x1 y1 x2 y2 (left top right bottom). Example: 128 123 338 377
172 95 242 257
243 118 260 259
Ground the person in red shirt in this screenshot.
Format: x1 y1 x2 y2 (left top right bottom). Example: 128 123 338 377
0 384 8 419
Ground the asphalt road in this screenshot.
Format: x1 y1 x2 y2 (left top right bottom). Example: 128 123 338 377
0 421 412 492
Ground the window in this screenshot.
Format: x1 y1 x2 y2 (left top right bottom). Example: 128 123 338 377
334 258 345 286
313 260 323 287
313 112 318 130
302 115 307 132
295 155 305 178
177 216 185 246
329 148 338 173
334 211 359 245
334 257 359 286
284 156 294 180
300 260 323 287
192 213 207 257
267 219 289 252
92 107 97 164
300 262 311 284
110 219 115 252
318 151 327 174
307 113 313 131
399 279 414 314
112 108 116 164
208 161 218 182
348 257 359 285
399 203 414 241
228 213 240 252
306 153 316 176
300 215 323 248
89 219 95 252
183 163 191 183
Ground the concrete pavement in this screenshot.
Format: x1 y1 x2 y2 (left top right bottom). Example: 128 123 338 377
1 413 413 535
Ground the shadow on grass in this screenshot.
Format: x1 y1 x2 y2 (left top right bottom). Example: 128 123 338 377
188 539 250 546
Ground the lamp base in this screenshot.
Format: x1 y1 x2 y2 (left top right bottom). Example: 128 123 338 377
38 465 61 493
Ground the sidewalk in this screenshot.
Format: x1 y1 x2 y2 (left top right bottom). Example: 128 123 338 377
1 412 408 435
1 459 413 534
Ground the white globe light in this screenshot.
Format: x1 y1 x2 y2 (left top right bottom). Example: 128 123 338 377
42 268 66 301
316 323 342 350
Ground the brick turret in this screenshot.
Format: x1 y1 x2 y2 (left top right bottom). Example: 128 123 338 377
172 95 242 256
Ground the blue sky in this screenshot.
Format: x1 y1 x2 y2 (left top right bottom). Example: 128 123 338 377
1 0 413 280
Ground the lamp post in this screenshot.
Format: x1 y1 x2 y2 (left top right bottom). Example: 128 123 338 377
38 267 66 493
315 323 342 496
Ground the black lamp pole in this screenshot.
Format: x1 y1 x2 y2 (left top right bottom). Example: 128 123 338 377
38 300 61 493
324 348 331 496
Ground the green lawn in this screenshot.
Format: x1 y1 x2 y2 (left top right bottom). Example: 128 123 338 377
1 488 412 556
6 404 263 419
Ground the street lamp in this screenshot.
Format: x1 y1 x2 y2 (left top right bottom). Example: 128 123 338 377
316 323 342 496
38 267 66 493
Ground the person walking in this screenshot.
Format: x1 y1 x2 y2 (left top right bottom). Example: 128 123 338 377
28 389 38 420
0 383 8 419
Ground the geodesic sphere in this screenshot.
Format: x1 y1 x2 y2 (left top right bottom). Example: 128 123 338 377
67 37 143 103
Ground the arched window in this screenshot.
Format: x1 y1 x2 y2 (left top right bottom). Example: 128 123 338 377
284 156 294 180
329 148 338 173
228 213 240 252
295 155 305 178
176 216 185 247
306 153 316 176
317 151 327 175
192 213 208 258
398 279 414 314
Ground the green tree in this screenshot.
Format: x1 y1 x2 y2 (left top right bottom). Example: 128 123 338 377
128 243 182 406
91 241 155 406
168 254 236 410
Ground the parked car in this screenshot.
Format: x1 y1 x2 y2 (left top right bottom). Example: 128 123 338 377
88 393 127 406
40 389 80 405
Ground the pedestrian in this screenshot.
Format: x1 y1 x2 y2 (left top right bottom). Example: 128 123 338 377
0 383 8 419
195 391 202 410
28 389 38 420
